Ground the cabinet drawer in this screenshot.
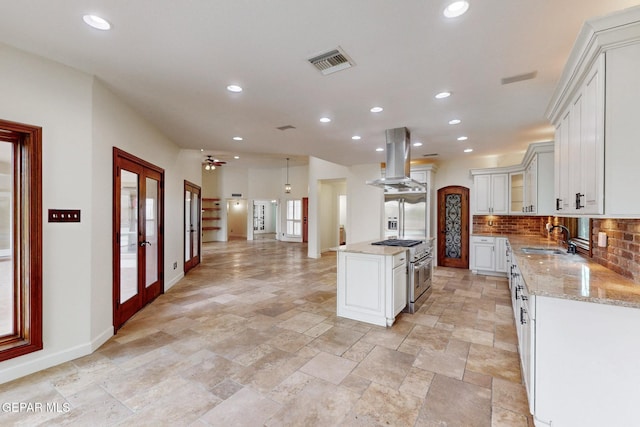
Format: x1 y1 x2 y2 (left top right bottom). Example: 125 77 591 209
471 236 495 244
393 252 407 268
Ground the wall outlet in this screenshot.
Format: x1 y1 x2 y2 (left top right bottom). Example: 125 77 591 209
173 262 177 270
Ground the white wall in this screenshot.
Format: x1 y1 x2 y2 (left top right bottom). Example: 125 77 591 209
0 44 201 383
319 180 346 252
347 164 385 244
0 44 94 383
248 168 281 199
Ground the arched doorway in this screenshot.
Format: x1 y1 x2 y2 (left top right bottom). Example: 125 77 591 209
437 186 469 269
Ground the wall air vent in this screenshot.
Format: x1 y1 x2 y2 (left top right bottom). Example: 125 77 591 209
276 125 296 131
501 71 538 85
308 47 355 75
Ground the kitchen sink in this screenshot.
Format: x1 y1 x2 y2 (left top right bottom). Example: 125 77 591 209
521 247 566 255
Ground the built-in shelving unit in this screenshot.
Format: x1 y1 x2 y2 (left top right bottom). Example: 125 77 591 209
202 198 221 242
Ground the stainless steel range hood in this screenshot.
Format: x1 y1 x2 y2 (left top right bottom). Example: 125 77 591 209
366 127 426 191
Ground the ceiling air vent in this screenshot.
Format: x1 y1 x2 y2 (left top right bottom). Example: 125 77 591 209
276 125 296 131
308 47 355 75
501 71 537 85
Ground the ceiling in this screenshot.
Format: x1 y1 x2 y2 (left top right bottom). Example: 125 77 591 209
0 1 638 168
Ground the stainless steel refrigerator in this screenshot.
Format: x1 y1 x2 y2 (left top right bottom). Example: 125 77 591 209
384 192 427 240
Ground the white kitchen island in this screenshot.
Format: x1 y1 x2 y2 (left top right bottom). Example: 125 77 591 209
336 241 407 327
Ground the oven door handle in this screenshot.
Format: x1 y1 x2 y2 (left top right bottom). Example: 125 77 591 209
412 257 432 269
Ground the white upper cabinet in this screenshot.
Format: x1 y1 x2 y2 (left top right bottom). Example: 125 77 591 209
547 7 640 216
471 142 554 216
474 173 508 214
551 56 604 215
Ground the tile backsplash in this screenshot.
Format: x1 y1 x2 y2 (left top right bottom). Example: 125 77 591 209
472 215 547 236
592 219 640 281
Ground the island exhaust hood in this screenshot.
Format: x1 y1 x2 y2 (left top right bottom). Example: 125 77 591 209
366 127 426 191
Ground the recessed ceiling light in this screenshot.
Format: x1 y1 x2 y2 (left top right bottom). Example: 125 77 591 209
413 142 423 147
352 135 361 140
435 91 451 99
200 148 204 152
226 85 243 93
234 156 240 159
370 106 384 113
449 119 461 125
233 136 243 141
376 148 384 152
457 136 468 141
464 148 473 153
320 117 331 123
82 14 111 30
443 1 470 18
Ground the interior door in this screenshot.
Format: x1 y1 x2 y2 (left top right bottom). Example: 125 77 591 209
437 186 469 268
113 148 164 331
184 181 201 274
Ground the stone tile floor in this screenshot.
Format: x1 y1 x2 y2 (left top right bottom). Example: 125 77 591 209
0 239 533 426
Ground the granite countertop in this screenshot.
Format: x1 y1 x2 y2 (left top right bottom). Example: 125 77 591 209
334 240 409 256
473 233 640 309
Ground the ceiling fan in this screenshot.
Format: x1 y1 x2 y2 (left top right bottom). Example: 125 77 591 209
203 155 226 170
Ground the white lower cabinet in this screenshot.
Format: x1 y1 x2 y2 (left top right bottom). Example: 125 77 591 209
534 297 640 427
505 238 640 426
470 236 495 272
337 250 407 327
494 237 508 273
470 236 508 275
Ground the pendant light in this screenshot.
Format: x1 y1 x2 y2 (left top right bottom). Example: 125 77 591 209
284 158 292 194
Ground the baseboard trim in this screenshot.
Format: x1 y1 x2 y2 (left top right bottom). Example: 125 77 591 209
0 343 91 384
165 272 184 291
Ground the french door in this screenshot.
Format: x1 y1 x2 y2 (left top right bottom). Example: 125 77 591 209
184 181 201 274
113 148 164 331
437 186 469 268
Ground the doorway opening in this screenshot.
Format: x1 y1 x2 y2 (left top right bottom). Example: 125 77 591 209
227 198 248 240
253 200 277 240
318 179 346 252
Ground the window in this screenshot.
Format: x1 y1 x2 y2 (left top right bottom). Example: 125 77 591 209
285 199 302 237
0 119 42 362
565 217 591 256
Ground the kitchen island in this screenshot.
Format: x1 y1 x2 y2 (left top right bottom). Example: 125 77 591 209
335 241 408 327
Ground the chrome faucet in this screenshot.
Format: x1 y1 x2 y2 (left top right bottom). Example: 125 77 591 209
549 225 577 254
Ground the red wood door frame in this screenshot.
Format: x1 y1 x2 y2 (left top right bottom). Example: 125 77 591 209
184 180 201 274
302 197 309 243
113 148 164 331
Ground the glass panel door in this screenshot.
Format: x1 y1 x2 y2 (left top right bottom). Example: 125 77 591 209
190 191 199 259
184 181 201 274
113 148 164 331
185 190 192 262
437 186 470 269
445 194 462 259
145 177 159 288
120 170 139 303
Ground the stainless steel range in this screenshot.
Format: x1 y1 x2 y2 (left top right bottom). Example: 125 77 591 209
371 239 433 313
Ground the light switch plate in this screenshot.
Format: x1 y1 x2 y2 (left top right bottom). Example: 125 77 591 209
48 209 81 223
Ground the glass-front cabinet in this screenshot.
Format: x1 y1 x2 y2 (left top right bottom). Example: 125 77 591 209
510 171 524 214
